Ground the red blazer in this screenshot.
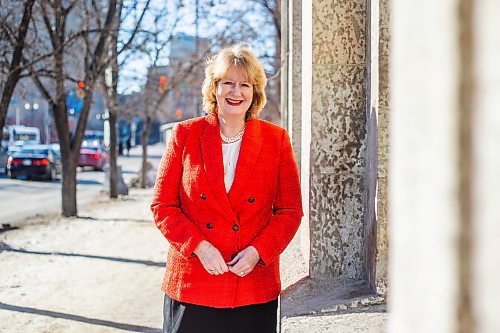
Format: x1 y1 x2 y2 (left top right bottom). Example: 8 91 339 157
151 114 303 308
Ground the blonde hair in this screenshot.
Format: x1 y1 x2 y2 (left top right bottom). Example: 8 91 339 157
202 43 267 120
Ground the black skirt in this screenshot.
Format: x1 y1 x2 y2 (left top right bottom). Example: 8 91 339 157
162 294 278 333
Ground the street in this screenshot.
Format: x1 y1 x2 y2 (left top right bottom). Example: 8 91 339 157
0 144 164 227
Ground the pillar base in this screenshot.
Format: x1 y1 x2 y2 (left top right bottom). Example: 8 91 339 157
281 279 384 317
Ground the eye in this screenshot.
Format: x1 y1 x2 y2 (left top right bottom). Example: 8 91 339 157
222 81 233 86
242 83 251 88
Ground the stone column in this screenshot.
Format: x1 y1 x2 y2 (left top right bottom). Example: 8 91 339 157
280 0 289 131
375 0 390 296
365 0 390 296
286 0 307 270
289 0 302 173
389 0 500 332
472 2 500 331
302 0 372 286
390 1 462 331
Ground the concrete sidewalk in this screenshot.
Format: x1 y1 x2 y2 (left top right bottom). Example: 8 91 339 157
0 186 388 332
0 188 165 332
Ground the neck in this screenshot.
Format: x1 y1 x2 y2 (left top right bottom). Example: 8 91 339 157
218 114 245 137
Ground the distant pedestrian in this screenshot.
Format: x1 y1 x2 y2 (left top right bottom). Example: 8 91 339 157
118 139 123 156
126 136 131 156
151 44 303 333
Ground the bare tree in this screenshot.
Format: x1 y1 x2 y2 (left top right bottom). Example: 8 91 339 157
0 0 36 131
30 0 118 216
100 0 151 198
102 3 122 198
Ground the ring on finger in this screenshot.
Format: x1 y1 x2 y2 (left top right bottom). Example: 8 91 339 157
209 269 216 274
239 271 246 276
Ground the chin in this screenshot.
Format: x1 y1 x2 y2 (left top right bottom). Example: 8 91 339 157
221 108 247 118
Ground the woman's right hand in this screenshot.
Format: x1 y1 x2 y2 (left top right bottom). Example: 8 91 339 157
193 240 229 275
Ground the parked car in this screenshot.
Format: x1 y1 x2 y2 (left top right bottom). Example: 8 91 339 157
82 130 105 148
7 144 61 180
78 145 108 171
0 148 8 174
7 140 40 155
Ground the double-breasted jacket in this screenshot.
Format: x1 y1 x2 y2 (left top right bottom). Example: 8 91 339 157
151 114 303 308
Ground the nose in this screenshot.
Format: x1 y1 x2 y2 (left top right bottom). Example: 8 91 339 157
231 84 242 96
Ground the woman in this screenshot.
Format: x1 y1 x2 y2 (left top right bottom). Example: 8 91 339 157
151 44 303 333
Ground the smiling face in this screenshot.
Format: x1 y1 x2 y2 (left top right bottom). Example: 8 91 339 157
215 67 253 121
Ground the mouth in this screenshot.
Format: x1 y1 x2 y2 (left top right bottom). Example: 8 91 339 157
225 98 244 106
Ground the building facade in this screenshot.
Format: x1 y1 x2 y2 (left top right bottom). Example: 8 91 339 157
147 33 210 125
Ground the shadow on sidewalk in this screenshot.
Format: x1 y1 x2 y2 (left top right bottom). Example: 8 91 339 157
0 302 161 333
77 216 151 224
76 179 102 185
0 242 165 267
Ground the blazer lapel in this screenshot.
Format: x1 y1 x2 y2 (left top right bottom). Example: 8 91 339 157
200 115 236 221
228 119 262 206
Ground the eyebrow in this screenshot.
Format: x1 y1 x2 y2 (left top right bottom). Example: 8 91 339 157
221 79 251 84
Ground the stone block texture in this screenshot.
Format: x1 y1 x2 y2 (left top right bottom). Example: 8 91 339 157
375 0 390 295
308 0 368 282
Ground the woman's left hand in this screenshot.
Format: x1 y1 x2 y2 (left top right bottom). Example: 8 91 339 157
227 246 260 277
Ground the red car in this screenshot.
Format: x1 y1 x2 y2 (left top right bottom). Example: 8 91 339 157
78 146 108 171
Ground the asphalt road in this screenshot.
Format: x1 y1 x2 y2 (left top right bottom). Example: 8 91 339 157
0 144 164 227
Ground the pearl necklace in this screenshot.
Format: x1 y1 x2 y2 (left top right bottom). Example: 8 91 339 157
220 125 245 144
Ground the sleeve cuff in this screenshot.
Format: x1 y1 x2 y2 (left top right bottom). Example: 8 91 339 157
179 234 205 259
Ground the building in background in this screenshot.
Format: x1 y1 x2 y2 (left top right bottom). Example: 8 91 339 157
125 33 210 146
151 33 210 124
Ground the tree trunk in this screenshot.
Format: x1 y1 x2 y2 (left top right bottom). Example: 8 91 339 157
140 117 151 188
61 151 78 217
52 97 78 216
109 111 118 197
0 80 19 130
107 0 122 198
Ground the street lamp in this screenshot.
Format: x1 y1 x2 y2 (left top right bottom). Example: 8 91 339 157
24 102 39 127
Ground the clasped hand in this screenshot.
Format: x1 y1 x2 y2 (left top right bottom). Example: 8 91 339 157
194 240 260 277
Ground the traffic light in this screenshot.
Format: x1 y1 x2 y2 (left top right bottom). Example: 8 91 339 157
77 81 85 98
158 76 168 94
